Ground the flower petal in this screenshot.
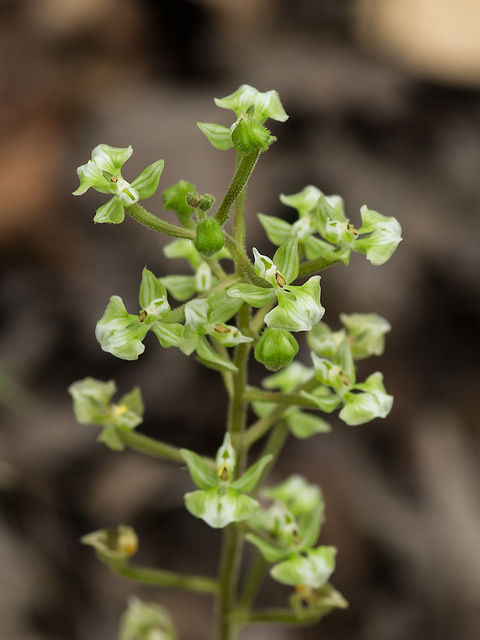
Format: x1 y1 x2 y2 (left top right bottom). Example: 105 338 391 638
94 197 125 224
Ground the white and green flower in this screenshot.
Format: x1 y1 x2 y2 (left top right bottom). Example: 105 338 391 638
95 268 183 360
197 84 288 150
68 377 143 450
73 144 164 224
228 236 325 333
180 292 252 372
180 434 272 529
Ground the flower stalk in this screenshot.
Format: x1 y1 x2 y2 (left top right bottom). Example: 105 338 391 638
70 85 401 640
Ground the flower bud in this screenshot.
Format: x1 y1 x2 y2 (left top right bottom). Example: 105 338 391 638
231 113 274 154
81 525 138 564
255 328 299 371
194 218 225 256
198 193 216 212
186 191 203 208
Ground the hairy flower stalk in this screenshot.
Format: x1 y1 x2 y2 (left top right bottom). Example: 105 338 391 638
70 85 401 640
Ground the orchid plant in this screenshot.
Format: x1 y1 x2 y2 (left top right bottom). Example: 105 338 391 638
69 84 401 640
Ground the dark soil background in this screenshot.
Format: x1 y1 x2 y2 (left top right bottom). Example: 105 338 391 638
1 1 480 639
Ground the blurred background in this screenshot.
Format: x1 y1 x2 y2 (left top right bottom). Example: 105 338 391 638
1 1 480 639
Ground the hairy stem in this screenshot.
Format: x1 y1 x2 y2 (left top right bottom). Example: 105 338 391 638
127 203 195 239
215 151 260 227
224 234 272 288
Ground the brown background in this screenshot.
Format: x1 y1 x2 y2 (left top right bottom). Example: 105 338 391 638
1 1 480 639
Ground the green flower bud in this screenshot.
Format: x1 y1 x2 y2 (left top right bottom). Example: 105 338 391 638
194 218 225 256
186 191 203 208
81 525 138 564
198 193 216 212
230 113 274 154
255 328 299 371
186 192 216 212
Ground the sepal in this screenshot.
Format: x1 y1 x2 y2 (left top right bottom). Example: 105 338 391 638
139 267 167 309
184 486 258 529
214 84 288 124
339 372 393 426
270 546 336 589
287 412 331 438
196 123 233 150
227 283 275 307
94 197 126 224
180 449 218 490
95 295 149 360
280 185 324 217
262 475 323 518
131 159 164 199
265 276 324 332
230 454 273 493
355 206 402 265
340 312 391 359
69 377 144 451
257 213 292 246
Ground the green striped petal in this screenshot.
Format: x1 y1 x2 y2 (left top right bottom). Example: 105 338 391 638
139 267 167 308
131 159 165 199
93 197 125 224
214 85 288 124
197 123 233 150
227 283 276 308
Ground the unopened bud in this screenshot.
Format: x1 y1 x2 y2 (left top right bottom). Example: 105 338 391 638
254 328 299 371
195 218 225 256
231 113 274 154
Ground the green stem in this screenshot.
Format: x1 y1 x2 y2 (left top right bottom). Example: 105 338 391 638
233 153 247 249
127 203 195 239
298 252 343 277
217 525 243 640
238 553 269 612
251 300 275 334
224 234 272 288
253 421 289 496
244 405 289 449
217 309 252 640
215 151 260 227
243 387 321 408
230 608 321 626
118 430 215 468
204 255 227 280
244 378 318 448
112 563 219 594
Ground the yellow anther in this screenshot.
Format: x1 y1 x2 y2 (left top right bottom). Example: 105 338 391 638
275 271 286 288
112 404 128 417
218 462 229 482
118 528 138 556
214 324 232 334
295 583 313 600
